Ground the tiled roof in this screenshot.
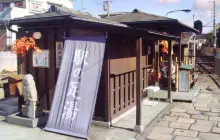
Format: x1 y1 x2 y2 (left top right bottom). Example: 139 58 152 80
12 5 128 27
103 12 173 23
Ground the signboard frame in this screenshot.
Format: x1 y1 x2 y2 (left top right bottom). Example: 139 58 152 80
32 49 50 68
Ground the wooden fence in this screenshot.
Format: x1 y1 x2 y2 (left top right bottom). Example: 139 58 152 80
110 67 150 119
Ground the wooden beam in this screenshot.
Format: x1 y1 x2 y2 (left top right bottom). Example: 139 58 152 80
47 28 56 109
168 40 173 102
105 34 111 122
136 38 142 126
179 40 182 66
146 45 149 87
155 41 160 86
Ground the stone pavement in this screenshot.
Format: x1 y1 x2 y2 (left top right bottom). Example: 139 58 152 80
137 74 220 140
0 74 219 140
0 97 168 140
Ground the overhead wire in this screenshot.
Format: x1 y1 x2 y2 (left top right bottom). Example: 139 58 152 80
77 0 105 11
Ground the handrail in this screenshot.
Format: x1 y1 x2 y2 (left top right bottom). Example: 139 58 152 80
0 33 7 40
0 33 7 51
110 65 153 77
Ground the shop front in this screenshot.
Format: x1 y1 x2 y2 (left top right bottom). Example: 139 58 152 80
9 5 179 127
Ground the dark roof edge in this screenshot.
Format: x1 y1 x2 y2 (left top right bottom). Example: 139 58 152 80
120 19 178 24
121 19 199 33
9 12 180 40
177 21 199 33
10 15 70 24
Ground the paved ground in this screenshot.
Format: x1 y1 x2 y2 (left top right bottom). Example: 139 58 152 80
0 74 219 140
0 96 168 140
137 74 220 140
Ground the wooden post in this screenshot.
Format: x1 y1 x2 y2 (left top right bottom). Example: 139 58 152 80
146 46 149 87
168 40 173 102
175 63 179 92
179 40 181 66
105 34 111 123
134 38 143 132
155 41 160 86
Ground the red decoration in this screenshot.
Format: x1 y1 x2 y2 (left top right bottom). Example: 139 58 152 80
11 36 41 57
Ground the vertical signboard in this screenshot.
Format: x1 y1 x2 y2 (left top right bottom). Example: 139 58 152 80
45 36 106 139
56 42 64 68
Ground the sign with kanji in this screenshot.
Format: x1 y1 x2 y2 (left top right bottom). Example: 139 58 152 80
29 0 42 13
56 42 64 68
45 36 106 139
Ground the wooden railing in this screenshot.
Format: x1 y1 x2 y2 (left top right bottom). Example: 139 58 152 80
110 66 151 119
0 33 7 51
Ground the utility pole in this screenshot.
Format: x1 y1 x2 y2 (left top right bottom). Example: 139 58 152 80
103 0 111 17
107 0 110 17
193 14 195 23
82 0 84 9
213 0 217 48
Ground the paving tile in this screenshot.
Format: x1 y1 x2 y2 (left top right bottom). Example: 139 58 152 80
187 110 200 115
190 124 212 132
174 136 201 140
196 120 217 127
218 122 220 127
195 107 210 112
174 129 198 137
209 116 220 121
211 109 220 113
175 103 195 110
151 126 174 134
162 116 177 122
191 115 209 120
177 117 196 124
147 133 173 140
158 121 170 127
171 108 187 113
212 127 220 134
170 112 190 118
169 122 190 130
199 132 220 140
203 112 220 117
208 104 220 109
194 103 207 108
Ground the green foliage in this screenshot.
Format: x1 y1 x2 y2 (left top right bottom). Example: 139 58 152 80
132 9 142 13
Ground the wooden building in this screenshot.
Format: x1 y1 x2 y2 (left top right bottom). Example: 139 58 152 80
9 5 179 126
100 11 199 91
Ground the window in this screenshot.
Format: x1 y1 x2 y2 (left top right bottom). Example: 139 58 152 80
3 3 9 8
15 1 26 8
0 4 3 11
29 1 42 13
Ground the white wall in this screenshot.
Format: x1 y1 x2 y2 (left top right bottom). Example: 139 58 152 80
10 7 34 44
8 0 75 46
0 52 17 72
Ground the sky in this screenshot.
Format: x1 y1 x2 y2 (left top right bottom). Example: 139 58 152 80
73 0 220 33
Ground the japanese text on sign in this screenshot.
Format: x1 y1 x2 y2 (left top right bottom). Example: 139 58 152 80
56 42 64 68
62 49 89 121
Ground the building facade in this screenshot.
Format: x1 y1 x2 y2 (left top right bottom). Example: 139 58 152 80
0 0 74 51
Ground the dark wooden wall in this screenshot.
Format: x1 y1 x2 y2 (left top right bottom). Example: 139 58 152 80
108 35 152 119
17 28 107 119
17 27 154 122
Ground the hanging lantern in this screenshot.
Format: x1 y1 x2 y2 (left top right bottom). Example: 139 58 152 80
33 32 42 40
